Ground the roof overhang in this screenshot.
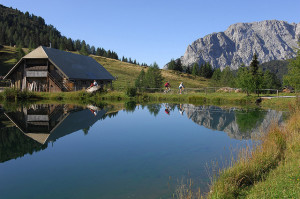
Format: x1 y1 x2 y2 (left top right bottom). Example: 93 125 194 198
3 58 24 79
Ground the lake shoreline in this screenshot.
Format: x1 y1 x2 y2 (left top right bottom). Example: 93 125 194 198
207 103 300 198
0 91 298 198
0 89 296 111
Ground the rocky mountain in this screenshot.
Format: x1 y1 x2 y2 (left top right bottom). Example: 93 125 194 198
182 104 283 140
177 20 300 70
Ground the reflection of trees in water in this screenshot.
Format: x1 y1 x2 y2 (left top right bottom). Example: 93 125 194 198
107 111 118 118
124 101 136 112
235 109 266 133
167 104 177 111
0 127 47 163
147 104 161 116
82 126 90 135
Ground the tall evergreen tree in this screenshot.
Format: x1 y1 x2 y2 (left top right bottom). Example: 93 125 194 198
199 62 213 78
75 39 81 51
135 69 146 91
144 62 163 90
236 67 253 95
185 66 191 74
168 59 176 70
249 53 263 96
220 66 235 87
211 68 222 85
174 59 183 72
90 46 96 55
284 42 300 91
79 40 88 55
192 63 199 76
262 70 281 90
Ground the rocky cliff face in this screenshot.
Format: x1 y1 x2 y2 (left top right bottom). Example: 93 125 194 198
179 20 300 70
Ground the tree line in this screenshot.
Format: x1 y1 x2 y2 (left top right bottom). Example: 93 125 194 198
0 4 146 66
121 56 148 67
167 55 283 95
135 62 163 91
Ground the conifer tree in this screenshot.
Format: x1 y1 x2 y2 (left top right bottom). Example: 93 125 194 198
80 40 89 55
211 68 221 85
168 59 176 70
135 69 146 91
249 53 263 96
192 63 199 76
284 42 300 91
174 59 183 72
220 66 235 87
236 67 253 95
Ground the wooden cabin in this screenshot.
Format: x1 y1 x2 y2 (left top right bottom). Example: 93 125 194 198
4 46 115 92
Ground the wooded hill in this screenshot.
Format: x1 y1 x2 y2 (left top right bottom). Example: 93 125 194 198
260 60 289 81
0 4 134 63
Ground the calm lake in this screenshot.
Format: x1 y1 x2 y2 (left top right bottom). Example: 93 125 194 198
0 103 283 199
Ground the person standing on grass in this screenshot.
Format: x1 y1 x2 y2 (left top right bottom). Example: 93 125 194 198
179 82 184 94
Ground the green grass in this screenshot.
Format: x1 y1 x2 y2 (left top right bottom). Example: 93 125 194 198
0 45 211 90
0 46 19 76
91 55 211 91
240 106 300 199
2 88 296 111
207 104 300 199
260 97 298 110
138 92 256 106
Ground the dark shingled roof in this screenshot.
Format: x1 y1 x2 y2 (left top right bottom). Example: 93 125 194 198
5 46 115 80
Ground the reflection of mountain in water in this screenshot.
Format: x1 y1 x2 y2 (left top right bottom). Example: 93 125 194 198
0 104 107 163
183 105 283 139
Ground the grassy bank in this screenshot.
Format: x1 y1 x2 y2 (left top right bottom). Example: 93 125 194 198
1 88 297 111
208 104 300 199
136 92 256 106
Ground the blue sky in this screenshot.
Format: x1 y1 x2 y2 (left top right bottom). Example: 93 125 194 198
1 0 300 67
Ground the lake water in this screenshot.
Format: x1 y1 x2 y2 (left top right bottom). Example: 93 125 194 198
0 103 283 199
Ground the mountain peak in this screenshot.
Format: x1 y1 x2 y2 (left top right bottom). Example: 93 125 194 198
179 20 300 70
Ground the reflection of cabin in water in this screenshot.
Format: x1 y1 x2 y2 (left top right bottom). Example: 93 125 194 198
5 104 107 144
4 46 115 92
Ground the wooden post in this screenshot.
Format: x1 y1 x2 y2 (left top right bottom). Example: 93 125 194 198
277 90 279 98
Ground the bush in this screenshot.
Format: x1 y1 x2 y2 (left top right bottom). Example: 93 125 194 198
1 88 37 101
3 88 19 100
126 87 137 97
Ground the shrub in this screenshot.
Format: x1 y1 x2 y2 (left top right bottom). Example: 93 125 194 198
126 87 137 97
3 88 19 100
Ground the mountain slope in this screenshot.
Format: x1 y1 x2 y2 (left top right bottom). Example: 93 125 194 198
0 4 119 61
179 20 300 70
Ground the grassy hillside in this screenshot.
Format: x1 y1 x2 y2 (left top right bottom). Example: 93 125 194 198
0 45 18 76
92 55 210 90
0 45 211 89
2 45 293 92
